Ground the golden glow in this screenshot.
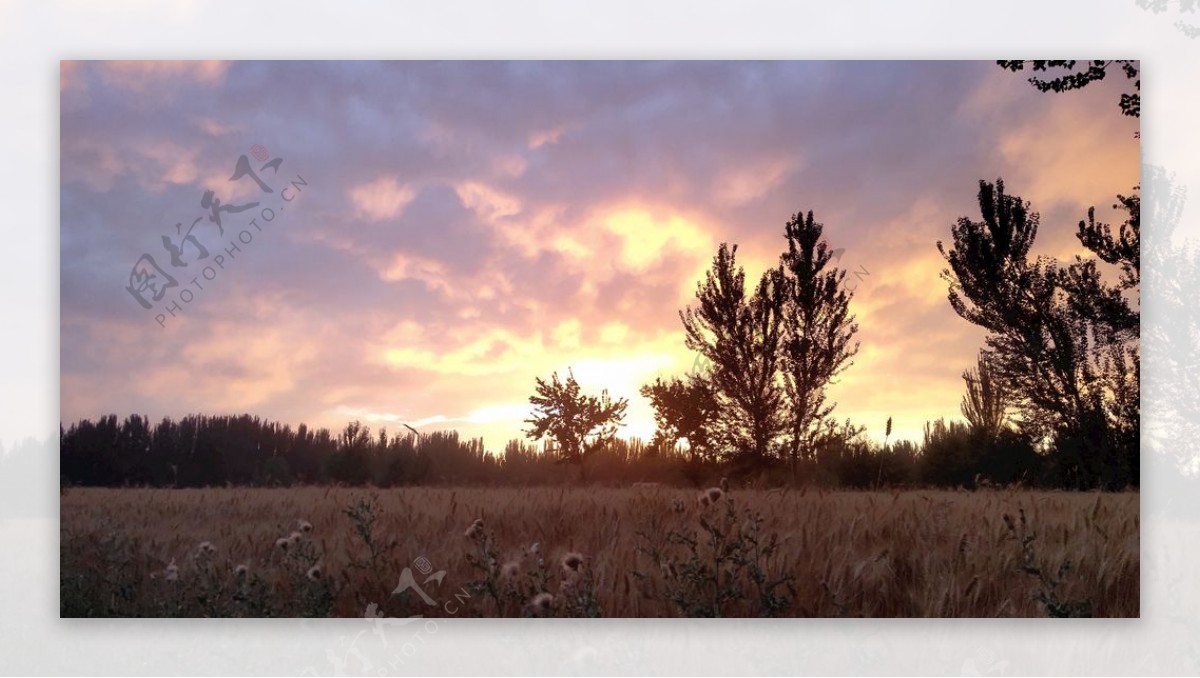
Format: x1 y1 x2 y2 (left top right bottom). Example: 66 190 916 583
602 207 713 270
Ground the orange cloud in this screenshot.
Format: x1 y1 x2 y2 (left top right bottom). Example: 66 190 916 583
455 181 523 222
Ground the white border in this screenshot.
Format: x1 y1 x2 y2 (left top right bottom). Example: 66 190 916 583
3 0 1197 674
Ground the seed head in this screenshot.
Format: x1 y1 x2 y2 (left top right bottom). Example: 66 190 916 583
234 563 249 578
299 520 313 534
275 537 290 551
306 564 323 581
465 518 484 539
561 552 584 576
528 592 554 615
500 560 521 580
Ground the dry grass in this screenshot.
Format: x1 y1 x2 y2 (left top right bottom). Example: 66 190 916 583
59 486 1138 617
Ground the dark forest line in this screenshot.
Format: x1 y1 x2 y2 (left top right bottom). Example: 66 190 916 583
58 411 1127 490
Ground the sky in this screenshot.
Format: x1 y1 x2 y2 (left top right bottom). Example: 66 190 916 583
59 61 1139 448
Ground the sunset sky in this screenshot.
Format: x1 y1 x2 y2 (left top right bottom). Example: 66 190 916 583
60 61 1139 448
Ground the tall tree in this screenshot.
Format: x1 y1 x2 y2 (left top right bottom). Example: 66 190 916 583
996 60 1141 486
938 179 1138 487
524 369 628 481
776 210 860 480
680 244 787 467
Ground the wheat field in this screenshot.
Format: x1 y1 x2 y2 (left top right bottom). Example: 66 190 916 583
59 486 1138 617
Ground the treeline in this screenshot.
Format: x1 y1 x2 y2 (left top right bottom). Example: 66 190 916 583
61 412 1064 490
58 414 683 488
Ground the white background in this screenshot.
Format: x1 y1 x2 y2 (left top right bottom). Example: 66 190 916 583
2 0 1198 674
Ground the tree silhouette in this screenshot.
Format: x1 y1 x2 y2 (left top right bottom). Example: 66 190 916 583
961 352 1009 441
1078 191 1140 291
938 179 1139 487
524 369 628 481
998 60 1140 119
680 244 787 468
777 210 860 479
329 420 373 485
640 374 720 462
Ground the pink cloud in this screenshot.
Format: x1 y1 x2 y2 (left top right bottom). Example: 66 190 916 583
97 60 230 91
348 176 417 221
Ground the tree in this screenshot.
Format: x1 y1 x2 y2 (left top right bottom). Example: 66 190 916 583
524 369 628 481
938 179 1138 487
640 373 720 462
777 210 860 480
680 244 787 468
998 60 1140 119
328 420 372 485
995 60 1141 486
960 352 1009 441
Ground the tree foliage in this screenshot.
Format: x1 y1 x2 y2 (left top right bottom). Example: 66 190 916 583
777 210 861 477
524 369 629 478
961 352 1009 441
998 60 1140 118
679 244 787 467
1078 191 1141 291
938 179 1139 487
640 374 720 462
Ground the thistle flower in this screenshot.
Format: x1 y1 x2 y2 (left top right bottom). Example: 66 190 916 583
561 552 584 576
306 564 323 581
275 537 290 551
500 560 521 580
528 592 554 615
289 531 303 545
465 518 484 539
299 520 313 534
197 541 216 556
696 478 727 508
233 563 249 578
